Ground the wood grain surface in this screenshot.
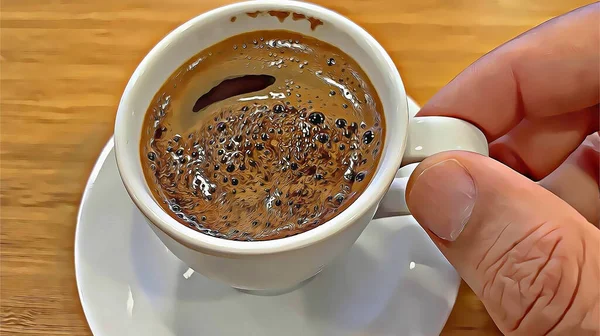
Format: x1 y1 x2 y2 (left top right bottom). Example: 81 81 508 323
0 0 593 335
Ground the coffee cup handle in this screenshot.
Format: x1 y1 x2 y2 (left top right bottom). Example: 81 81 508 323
374 116 489 218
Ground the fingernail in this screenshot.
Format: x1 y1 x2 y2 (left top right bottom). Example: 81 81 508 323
407 159 476 241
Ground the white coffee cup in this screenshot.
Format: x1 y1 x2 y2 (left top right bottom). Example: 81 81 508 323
114 0 488 292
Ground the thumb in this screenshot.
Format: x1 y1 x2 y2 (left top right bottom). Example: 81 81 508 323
406 152 599 336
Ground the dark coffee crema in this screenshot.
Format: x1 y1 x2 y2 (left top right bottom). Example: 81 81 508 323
140 30 385 241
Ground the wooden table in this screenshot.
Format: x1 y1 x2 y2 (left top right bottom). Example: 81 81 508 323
0 0 591 334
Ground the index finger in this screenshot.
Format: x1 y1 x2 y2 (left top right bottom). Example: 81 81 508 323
418 3 599 142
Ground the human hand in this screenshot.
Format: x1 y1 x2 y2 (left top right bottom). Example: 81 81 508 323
406 3 599 335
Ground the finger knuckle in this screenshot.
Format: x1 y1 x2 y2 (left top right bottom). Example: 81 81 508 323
479 223 581 334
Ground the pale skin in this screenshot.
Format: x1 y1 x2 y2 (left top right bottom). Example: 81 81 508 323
406 3 599 335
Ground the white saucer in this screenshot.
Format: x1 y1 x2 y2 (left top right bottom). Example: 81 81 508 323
75 97 460 336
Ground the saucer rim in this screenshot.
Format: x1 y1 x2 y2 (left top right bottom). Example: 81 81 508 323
75 136 116 336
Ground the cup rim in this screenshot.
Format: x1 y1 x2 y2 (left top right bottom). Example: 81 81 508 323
114 0 408 256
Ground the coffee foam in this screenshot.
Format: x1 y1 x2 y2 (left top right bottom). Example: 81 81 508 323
141 30 384 241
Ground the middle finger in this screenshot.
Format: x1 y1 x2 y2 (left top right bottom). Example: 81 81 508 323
489 105 599 180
